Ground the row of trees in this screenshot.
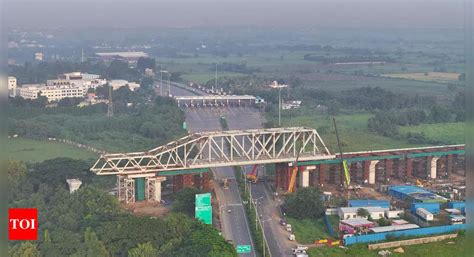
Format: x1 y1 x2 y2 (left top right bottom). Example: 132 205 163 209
8 86 186 152
8 159 236 257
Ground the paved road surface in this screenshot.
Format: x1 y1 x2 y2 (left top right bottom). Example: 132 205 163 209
175 85 291 256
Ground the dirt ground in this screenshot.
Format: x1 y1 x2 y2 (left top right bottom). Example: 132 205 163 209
123 201 171 217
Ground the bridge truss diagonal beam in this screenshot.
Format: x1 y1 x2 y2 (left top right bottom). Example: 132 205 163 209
91 127 333 175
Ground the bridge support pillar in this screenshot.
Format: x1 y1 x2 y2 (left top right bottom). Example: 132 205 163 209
363 161 370 184
173 175 184 192
319 164 326 186
405 158 413 178
146 176 166 202
368 160 379 185
299 169 310 188
447 154 454 177
385 159 393 182
350 163 358 184
427 156 440 179
117 175 135 204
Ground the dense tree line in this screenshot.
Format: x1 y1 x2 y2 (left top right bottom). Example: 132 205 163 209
9 60 141 85
8 159 236 257
303 54 394 64
282 187 325 219
8 87 186 152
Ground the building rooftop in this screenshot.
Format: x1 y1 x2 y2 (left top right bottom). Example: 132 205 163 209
390 185 447 202
369 224 419 233
340 218 374 227
348 200 390 208
339 206 388 213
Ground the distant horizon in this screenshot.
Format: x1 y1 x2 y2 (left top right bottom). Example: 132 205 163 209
4 1 464 30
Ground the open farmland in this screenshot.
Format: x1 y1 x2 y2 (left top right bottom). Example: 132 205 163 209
7 137 97 163
382 72 462 83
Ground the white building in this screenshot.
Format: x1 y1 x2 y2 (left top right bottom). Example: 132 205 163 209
18 84 87 102
338 207 388 220
35 52 43 61
8 76 17 97
109 80 140 91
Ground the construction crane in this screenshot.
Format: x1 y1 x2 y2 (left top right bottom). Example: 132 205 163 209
246 165 259 183
333 117 350 188
287 148 302 193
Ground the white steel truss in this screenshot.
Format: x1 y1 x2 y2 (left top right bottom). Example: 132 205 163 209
91 127 333 176
117 176 135 203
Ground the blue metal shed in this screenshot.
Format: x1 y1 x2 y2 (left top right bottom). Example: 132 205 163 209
348 200 390 209
448 201 465 213
389 185 447 203
411 202 440 214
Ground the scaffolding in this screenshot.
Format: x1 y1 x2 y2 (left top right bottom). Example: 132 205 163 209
117 175 135 203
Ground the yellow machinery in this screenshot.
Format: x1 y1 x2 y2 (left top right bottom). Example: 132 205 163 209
416 179 431 187
334 117 351 188
246 165 259 183
287 150 301 193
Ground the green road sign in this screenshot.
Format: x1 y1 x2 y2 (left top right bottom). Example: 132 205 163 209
195 206 212 224
236 245 252 253
195 193 211 207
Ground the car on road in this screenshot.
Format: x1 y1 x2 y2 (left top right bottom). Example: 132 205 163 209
286 224 292 232
288 234 296 241
279 219 286 226
227 209 232 213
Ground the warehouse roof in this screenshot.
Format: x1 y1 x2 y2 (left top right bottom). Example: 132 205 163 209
348 200 390 208
339 207 388 214
340 218 374 227
369 224 419 233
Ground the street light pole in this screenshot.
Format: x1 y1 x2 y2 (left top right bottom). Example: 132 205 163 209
160 71 163 96
278 87 281 127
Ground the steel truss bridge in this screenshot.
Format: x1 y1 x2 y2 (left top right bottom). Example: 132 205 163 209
91 127 333 176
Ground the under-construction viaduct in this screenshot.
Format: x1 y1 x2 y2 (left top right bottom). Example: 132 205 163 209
90 127 465 203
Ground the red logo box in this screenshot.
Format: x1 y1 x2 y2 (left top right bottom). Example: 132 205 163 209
9 208 38 240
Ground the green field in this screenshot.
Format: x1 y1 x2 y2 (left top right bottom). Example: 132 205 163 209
399 122 464 145
7 138 97 163
287 217 331 244
308 235 466 257
277 113 422 152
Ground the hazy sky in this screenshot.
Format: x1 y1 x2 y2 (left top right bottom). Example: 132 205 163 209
4 0 464 29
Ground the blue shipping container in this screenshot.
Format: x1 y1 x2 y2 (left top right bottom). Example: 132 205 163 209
348 200 390 209
344 224 466 246
448 201 465 213
411 202 440 214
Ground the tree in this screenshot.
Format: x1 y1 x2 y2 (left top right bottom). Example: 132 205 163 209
137 57 156 73
9 242 40 257
282 187 325 219
71 228 109 257
172 187 204 217
357 208 370 218
128 242 159 257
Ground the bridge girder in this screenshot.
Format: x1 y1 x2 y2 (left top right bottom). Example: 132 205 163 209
91 127 333 175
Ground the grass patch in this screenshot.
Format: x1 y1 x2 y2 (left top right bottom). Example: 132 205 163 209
382 72 461 83
308 235 466 257
399 122 465 145
286 217 331 244
277 112 422 152
7 137 97 163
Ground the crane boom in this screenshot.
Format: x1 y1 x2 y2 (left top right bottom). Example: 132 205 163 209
333 117 350 187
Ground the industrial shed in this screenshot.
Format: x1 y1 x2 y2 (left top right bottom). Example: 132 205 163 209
389 185 447 203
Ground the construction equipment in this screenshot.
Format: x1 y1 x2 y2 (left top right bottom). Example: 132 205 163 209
246 165 259 183
416 179 431 187
287 148 301 193
333 117 350 187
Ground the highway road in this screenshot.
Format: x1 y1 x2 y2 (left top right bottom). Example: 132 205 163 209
171 81 292 256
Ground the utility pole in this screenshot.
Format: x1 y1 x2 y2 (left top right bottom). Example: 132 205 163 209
278 87 282 127
168 72 171 96
107 85 113 117
160 70 163 96
215 63 218 91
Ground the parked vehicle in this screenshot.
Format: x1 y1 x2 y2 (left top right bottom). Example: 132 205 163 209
280 219 286 226
288 234 296 241
286 224 292 232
